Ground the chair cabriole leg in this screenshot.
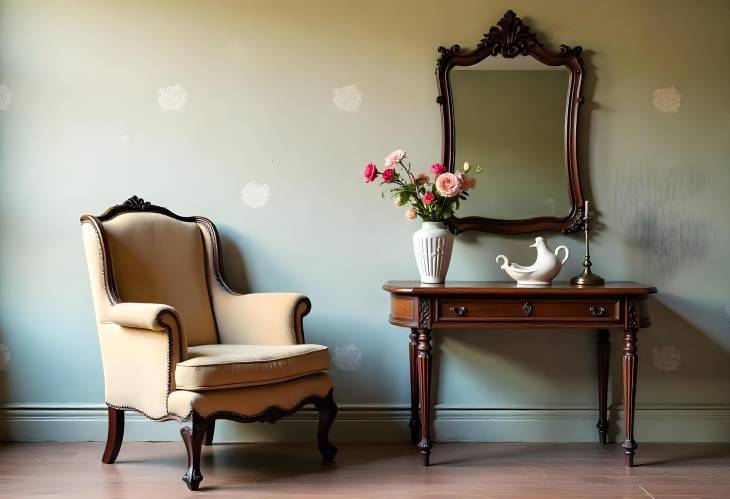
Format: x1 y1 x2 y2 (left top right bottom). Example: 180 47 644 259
180 413 206 491
101 407 125 464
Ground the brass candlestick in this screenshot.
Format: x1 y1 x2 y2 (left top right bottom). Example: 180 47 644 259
570 200 605 286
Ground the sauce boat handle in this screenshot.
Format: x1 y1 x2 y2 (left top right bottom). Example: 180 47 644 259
554 245 570 265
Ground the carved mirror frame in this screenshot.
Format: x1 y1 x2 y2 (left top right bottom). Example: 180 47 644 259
437 10 586 234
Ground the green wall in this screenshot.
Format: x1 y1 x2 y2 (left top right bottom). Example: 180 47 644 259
1 0 728 442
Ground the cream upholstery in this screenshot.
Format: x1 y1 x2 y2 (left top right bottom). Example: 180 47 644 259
104 212 218 347
209 292 311 345
176 344 330 390
80 206 332 421
169 372 332 419
197 224 310 345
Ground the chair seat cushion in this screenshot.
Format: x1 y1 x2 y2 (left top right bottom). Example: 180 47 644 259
175 344 330 391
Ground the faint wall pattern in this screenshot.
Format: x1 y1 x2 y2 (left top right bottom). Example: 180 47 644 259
332 344 362 371
615 166 709 279
332 84 362 112
652 345 681 371
0 343 9 370
157 84 187 111
241 181 270 208
652 86 682 113
0 84 12 111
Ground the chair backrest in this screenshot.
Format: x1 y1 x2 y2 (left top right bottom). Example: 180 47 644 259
82 198 218 347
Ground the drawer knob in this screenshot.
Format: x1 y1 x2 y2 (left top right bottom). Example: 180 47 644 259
590 306 607 317
449 306 467 317
522 302 533 317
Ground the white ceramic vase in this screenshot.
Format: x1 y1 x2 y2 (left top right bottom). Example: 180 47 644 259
413 222 454 284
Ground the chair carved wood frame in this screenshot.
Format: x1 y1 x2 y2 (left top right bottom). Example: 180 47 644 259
80 196 338 491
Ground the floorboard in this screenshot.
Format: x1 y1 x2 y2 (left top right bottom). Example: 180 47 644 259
1 442 728 497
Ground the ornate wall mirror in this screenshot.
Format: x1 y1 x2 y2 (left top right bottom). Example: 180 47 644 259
437 10 586 234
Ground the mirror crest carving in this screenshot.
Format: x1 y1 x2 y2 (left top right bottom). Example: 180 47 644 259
437 10 586 235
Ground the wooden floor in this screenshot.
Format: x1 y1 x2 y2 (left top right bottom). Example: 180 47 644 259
1 442 729 498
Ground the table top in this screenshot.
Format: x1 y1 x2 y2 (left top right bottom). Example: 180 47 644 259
383 281 657 296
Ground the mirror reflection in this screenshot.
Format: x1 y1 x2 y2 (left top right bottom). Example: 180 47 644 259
451 56 570 220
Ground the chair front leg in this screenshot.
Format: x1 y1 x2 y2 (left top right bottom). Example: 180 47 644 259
102 407 125 464
180 413 206 491
314 389 338 462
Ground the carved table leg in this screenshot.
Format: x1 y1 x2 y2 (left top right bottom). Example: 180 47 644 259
102 407 124 464
622 303 639 466
417 328 433 466
596 329 610 444
409 328 421 445
204 419 215 446
314 389 339 462
180 413 206 491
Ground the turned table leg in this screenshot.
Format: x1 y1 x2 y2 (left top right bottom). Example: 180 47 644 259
409 328 421 445
417 328 433 466
622 303 639 466
596 329 610 444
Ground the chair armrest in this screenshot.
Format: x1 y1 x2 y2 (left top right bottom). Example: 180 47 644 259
99 302 187 419
215 293 311 345
108 302 177 331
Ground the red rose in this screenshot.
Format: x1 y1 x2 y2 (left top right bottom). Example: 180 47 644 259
381 168 395 182
430 163 446 175
422 192 435 205
363 163 378 183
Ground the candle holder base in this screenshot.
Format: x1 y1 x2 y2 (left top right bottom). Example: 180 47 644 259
570 269 605 286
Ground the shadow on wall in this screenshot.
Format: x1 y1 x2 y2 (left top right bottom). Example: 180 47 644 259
216 225 252 295
604 297 730 441
429 295 730 419
431 325 596 411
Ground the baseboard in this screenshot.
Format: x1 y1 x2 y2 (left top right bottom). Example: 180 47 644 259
1 403 728 443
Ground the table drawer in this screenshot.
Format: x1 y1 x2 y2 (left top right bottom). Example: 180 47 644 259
435 298 621 322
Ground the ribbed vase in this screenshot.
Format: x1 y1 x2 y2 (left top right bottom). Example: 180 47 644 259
412 222 454 284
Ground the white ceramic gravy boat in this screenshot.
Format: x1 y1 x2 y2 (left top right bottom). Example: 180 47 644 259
496 237 569 286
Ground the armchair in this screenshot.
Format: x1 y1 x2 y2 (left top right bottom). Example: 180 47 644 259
80 196 337 491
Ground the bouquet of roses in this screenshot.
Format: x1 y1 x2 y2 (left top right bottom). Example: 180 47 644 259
363 149 480 224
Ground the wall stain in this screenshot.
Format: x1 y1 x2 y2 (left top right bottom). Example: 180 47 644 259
616 166 709 279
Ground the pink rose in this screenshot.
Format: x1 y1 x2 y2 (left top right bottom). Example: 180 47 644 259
381 168 395 182
422 192 435 205
393 197 404 207
384 149 406 168
430 163 446 175
405 207 417 220
363 163 378 183
414 172 429 185
435 172 461 197
457 172 477 191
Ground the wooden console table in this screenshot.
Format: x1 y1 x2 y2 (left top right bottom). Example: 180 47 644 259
384 281 657 467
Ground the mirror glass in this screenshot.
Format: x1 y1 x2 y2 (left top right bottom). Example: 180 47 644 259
451 56 571 220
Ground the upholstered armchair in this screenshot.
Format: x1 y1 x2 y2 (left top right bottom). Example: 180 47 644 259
80 196 337 491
